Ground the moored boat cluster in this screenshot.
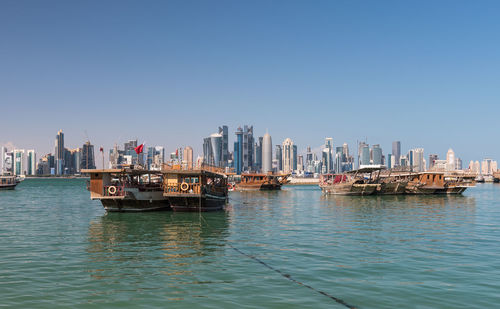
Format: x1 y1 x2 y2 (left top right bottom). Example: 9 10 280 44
319 167 476 195
83 165 476 213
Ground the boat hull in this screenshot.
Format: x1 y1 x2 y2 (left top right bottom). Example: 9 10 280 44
377 181 408 195
321 183 379 196
168 194 227 212
0 184 17 190
235 183 282 191
101 199 171 212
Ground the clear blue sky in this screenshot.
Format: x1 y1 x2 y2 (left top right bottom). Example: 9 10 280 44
1 0 499 166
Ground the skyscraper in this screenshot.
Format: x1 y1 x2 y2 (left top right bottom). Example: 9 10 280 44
282 138 296 173
27 150 36 176
359 142 370 166
81 142 96 169
234 127 243 174
13 149 25 175
218 125 229 167
428 154 439 170
0 146 6 174
262 132 272 173
409 148 425 172
392 141 401 167
446 149 456 171
55 130 64 175
325 138 333 172
275 145 282 172
203 137 213 166
254 136 263 171
210 133 223 167
184 146 193 169
371 144 382 165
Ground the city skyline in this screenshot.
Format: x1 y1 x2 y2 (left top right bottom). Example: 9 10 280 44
1 126 497 172
2 1 500 164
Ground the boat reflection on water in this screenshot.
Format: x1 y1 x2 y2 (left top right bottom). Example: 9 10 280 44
86 211 230 282
320 194 477 215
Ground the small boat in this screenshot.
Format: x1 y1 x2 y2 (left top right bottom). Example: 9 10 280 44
83 168 170 212
405 172 474 195
319 168 380 195
162 164 228 212
0 175 17 190
234 173 290 191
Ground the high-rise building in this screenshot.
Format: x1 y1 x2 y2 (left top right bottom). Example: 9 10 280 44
210 133 223 167
0 146 6 174
392 141 401 167
446 149 456 171
184 146 193 169
254 136 263 171
334 146 343 173
13 149 26 175
203 137 213 166
371 144 383 165
234 128 243 174
275 145 282 172
324 138 333 172
428 154 439 170
81 142 96 169
232 126 254 173
55 130 64 175
482 159 498 176
262 133 272 173
409 148 425 172
387 153 393 168
218 125 229 167
27 150 36 176
297 155 304 172
359 142 370 166
282 138 296 173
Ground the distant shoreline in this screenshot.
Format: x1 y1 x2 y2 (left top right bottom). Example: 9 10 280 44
24 176 89 179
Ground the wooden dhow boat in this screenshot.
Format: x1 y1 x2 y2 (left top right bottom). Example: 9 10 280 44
162 164 228 212
0 175 17 190
83 167 170 212
319 168 380 195
234 173 290 191
405 171 475 195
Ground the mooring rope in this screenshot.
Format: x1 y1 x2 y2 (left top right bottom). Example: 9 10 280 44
197 211 356 309
227 243 357 309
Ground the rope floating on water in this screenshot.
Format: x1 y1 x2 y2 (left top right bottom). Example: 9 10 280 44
228 244 357 309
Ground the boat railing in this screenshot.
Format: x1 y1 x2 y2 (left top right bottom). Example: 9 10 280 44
164 182 201 194
162 163 226 174
103 185 126 197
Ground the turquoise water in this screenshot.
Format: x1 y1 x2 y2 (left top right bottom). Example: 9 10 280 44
1 179 500 308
